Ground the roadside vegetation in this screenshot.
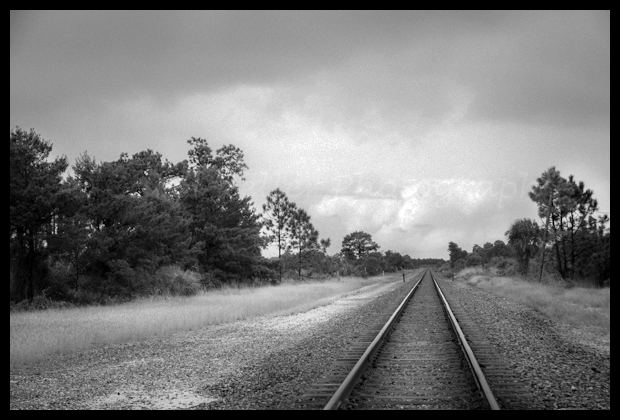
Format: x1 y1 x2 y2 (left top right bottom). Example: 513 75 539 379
9 128 610 366
450 266 610 333
10 128 440 309
8 127 436 368
437 166 610 337
442 167 609 288
10 274 405 368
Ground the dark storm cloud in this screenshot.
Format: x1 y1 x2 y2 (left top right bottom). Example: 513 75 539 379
11 11 419 104
454 11 610 127
308 10 610 131
11 11 609 128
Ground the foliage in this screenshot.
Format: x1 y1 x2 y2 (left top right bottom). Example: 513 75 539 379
186 137 248 183
447 241 468 268
384 250 405 271
66 151 193 298
262 188 295 283
505 218 541 274
261 191 337 282
150 265 202 296
286 207 325 280
9 129 277 304
529 167 609 284
178 150 265 283
333 233 443 277
447 166 610 287
8 126 451 307
10 127 69 301
341 231 380 260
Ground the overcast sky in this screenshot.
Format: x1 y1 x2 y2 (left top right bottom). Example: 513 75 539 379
10 10 610 259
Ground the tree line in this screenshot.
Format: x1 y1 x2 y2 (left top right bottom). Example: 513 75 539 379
10 129 270 303
261 190 443 280
337 231 443 276
10 128 430 306
447 167 610 287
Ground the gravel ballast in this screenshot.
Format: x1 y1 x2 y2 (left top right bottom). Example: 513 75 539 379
435 274 610 410
10 273 610 410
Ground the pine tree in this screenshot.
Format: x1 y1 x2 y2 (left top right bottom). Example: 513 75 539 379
447 241 467 268
262 188 295 283
180 139 263 283
341 231 380 260
10 128 69 301
529 167 602 280
287 208 320 280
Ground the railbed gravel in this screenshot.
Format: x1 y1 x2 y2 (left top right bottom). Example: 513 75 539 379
435 273 609 410
10 274 610 410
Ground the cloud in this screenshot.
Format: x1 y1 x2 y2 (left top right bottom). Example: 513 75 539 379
449 11 610 127
12 11 609 157
310 176 531 254
312 196 400 232
10 11 609 260
11 11 436 106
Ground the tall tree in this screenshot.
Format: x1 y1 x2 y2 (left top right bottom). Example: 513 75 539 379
505 218 541 274
319 238 331 254
186 137 248 183
572 216 610 286
529 167 602 279
563 175 600 278
491 240 510 258
262 188 295 283
10 128 69 301
360 251 384 276
120 149 186 195
70 152 192 297
341 231 379 260
287 207 320 280
179 165 263 283
447 241 467 268
180 138 264 283
384 250 404 271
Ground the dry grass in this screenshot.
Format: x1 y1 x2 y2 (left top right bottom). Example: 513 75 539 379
10 275 397 368
456 268 610 332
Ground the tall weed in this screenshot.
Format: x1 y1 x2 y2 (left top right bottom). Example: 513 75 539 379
457 272 610 332
10 274 395 367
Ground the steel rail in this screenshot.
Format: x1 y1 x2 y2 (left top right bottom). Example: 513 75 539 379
322 270 426 410
430 270 501 410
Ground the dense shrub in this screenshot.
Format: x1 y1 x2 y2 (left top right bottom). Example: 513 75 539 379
151 265 202 296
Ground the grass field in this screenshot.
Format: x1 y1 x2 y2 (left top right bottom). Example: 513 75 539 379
12 267 607 368
455 267 610 332
10 275 398 368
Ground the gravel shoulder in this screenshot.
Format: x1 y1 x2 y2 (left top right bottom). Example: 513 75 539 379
10 274 610 410
10 279 408 410
436 274 610 410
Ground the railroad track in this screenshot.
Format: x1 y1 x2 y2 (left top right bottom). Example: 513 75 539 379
299 269 521 410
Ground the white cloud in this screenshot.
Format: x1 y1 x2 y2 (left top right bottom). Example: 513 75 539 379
312 196 400 232
314 178 496 239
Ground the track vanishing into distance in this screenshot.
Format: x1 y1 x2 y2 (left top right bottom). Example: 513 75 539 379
299 269 532 410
